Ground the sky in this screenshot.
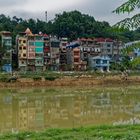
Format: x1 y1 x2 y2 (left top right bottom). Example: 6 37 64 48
0 0 137 25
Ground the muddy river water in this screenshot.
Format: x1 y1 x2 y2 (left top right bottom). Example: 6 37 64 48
0 85 140 133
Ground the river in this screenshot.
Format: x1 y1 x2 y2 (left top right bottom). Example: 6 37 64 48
0 85 140 133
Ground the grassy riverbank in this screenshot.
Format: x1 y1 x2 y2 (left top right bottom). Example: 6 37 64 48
0 125 140 140
0 71 140 88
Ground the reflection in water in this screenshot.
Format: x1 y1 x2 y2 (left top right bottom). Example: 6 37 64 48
0 87 140 133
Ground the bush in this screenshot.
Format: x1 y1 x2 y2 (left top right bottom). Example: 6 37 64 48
45 76 57 81
33 76 42 81
0 77 9 82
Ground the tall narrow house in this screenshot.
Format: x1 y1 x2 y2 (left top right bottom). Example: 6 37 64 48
67 41 87 71
0 31 12 73
43 34 51 70
18 36 28 71
50 37 60 71
59 38 68 70
17 28 44 72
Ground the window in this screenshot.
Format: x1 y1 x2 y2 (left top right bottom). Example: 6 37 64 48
35 42 44 47
29 48 35 51
23 40 26 43
19 40 22 44
23 46 26 50
74 58 79 63
96 59 100 64
107 49 111 52
29 42 34 46
62 43 67 46
107 44 111 47
74 52 79 56
19 47 22 50
23 54 26 57
103 60 107 64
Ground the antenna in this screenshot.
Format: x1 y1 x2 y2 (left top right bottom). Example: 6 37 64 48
45 11 47 23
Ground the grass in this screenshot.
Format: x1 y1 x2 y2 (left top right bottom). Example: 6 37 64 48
0 125 140 140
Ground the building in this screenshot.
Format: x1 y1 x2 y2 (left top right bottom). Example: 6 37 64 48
59 38 68 70
49 37 60 71
134 48 140 57
17 28 44 72
88 56 110 72
79 38 101 62
80 38 123 61
0 31 12 73
67 41 87 71
43 34 51 70
18 36 28 71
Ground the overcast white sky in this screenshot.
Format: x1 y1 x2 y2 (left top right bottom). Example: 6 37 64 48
0 0 137 25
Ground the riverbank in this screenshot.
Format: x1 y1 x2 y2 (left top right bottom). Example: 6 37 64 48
0 74 140 88
0 125 140 140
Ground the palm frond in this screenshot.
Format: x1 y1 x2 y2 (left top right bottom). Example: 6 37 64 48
113 13 140 29
113 0 140 14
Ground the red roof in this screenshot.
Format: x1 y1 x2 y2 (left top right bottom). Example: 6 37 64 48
80 37 114 43
96 38 105 42
43 34 49 37
80 38 87 41
105 38 113 42
87 38 93 41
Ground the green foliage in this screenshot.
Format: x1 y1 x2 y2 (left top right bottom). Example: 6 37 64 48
0 12 123 42
0 77 8 82
0 125 140 140
45 76 57 81
113 0 140 29
0 11 140 42
121 56 132 70
131 57 140 69
33 76 42 81
113 0 140 14
122 42 140 56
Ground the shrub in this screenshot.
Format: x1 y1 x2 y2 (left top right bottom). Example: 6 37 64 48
33 76 42 81
0 77 9 82
45 76 57 81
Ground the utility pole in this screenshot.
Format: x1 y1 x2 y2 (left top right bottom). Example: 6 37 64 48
45 11 47 23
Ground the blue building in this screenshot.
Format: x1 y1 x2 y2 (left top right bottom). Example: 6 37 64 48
2 64 12 73
88 56 110 72
0 31 12 73
134 48 140 57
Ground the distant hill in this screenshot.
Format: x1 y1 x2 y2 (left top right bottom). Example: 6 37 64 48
0 10 140 43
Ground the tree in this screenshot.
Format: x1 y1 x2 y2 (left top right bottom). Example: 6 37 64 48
113 0 140 29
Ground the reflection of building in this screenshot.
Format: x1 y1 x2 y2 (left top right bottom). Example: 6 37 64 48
0 94 13 133
0 31 12 73
0 88 140 132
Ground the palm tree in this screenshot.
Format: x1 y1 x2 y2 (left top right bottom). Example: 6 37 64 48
113 0 140 29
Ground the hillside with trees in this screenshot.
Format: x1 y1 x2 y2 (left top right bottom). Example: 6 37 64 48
0 10 140 43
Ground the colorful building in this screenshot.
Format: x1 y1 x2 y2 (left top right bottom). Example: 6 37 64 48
66 41 87 71
0 31 12 73
43 34 51 70
18 36 28 71
88 56 110 72
59 38 68 70
50 37 60 71
17 28 44 72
